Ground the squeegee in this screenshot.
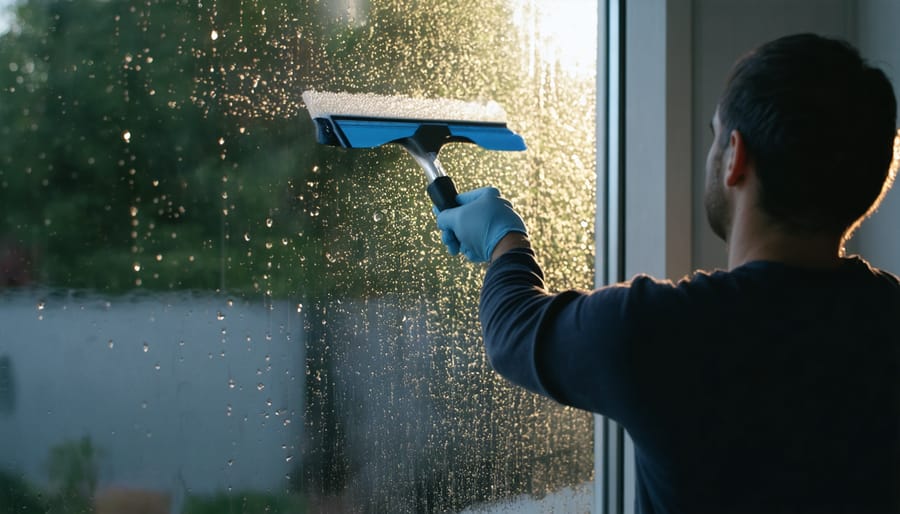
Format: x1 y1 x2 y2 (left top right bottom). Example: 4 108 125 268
301 91 526 211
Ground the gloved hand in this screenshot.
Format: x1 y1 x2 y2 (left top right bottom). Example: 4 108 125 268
435 186 527 263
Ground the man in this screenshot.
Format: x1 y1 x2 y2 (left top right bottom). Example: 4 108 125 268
436 34 900 514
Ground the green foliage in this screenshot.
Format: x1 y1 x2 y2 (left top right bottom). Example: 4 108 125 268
0 0 337 296
0 437 103 514
0 469 45 514
46 436 101 507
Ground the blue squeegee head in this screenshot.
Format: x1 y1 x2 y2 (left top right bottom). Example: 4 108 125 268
301 90 526 212
311 116 526 153
302 90 526 153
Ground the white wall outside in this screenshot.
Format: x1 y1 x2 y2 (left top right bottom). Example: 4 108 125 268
0 291 304 506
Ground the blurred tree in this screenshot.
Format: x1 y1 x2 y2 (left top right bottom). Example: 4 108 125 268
0 469 45 513
0 0 339 295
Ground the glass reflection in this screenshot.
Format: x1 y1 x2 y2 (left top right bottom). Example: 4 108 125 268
0 0 597 511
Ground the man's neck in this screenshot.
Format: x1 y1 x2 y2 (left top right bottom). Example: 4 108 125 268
726 216 844 271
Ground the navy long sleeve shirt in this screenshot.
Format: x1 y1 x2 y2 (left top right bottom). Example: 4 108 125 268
480 248 900 514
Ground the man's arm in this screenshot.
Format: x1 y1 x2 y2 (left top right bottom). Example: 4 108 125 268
480 247 642 421
436 187 642 420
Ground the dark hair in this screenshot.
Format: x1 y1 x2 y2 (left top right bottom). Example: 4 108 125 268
718 33 897 235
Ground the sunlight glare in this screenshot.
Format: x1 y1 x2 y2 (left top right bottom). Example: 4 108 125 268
0 0 14 35
511 0 597 76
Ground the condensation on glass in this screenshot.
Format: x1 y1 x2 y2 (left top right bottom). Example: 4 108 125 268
0 0 597 512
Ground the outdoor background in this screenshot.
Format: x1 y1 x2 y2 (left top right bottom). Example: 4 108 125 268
0 0 598 512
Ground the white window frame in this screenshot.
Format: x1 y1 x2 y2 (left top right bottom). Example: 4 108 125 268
594 0 693 512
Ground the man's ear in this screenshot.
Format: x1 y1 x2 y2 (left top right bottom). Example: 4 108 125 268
724 129 749 187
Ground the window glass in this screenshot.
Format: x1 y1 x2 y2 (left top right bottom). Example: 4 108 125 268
0 0 597 511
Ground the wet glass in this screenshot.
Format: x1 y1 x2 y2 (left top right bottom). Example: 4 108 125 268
0 0 597 512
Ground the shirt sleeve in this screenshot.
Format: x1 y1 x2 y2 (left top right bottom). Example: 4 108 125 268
479 247 644 422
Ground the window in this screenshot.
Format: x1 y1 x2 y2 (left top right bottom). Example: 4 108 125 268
0 0 598 511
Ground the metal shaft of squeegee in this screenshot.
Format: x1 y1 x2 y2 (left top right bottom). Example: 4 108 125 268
401 138 446 184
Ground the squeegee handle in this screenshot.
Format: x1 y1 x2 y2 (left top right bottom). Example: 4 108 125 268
427 176 460 211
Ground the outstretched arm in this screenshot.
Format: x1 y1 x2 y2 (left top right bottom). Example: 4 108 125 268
479 247 638 420
436 188 640 421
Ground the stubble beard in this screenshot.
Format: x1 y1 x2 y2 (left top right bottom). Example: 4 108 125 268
705 150 730 242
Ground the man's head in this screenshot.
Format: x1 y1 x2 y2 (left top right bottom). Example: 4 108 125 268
705 33 897 241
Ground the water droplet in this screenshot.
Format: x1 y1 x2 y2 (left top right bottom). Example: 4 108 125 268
108 340 114 349
210 30 219 41
154 362 160 371
226 404 232 416
155 254 163 262
130 206 138 217
285 455 293 462
373 211 384 222
243 233 250 242
257 382 265 391
218 137 225 145
227 298 234 307
265 398 272 407
122 130 131 143
36 300 45 310
266 217 274 228
227 459 233 467
133 262 141 272
216 311 225 321
296 303 303 313
143 342 149 352
227 378 236 389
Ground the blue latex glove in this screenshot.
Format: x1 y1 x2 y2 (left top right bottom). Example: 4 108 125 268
435 186 527 263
